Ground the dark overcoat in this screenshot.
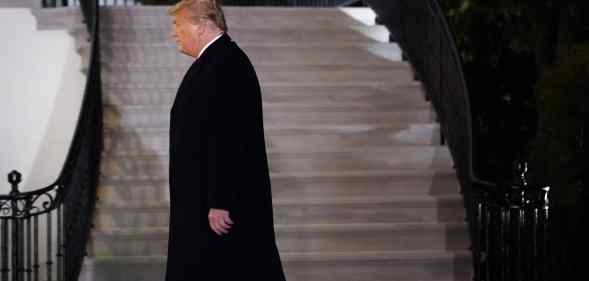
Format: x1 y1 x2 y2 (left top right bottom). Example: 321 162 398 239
165 33 286 281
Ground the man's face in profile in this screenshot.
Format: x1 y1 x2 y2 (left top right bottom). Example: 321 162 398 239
170 10 199 57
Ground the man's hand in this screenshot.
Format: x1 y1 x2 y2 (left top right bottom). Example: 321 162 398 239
208 208 234 235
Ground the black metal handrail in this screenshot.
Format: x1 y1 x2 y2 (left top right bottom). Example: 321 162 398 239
2 1 102 281
366 0 560 280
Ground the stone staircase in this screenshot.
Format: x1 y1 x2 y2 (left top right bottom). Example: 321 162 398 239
0 0 33 8
35 6 472 281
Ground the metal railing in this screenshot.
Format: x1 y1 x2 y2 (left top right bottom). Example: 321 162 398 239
364 0 578 280
1 1 102 280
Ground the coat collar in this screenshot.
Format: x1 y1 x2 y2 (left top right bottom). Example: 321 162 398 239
185 33 233 76
197 32 224 59
195 33 232 64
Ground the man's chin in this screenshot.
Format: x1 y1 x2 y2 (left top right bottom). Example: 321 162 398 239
176 44 194 57
177 46 196 58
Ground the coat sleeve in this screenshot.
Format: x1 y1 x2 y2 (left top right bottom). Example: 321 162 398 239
204 61 247 211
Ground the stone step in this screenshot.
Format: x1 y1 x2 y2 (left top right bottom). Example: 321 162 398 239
98 169 460 200
101 7 375 28
99 146 455 180
101 63 413 85
99 6 366 18
80 251 472 281
94 42 401 67
93 195 465 228
35 7 378 30
103 104 434 129
103 123 441 158
104 98 431 117
0 0 34 7
89 222 469 256
103 119 435 135
30 7 83 30
103 83 426 107
70 25 390 45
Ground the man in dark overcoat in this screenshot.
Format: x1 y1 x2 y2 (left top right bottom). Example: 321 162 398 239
164 1 287 280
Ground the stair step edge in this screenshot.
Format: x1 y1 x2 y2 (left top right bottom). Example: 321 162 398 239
95 195 463 209
84 250 472 263
99 169 457 181
91 222 468 237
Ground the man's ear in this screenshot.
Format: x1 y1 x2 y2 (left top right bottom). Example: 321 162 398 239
196 20 206 36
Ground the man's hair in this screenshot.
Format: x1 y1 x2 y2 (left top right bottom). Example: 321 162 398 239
168 0 227 32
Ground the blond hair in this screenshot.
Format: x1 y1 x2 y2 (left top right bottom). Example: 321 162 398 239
168 0 227 32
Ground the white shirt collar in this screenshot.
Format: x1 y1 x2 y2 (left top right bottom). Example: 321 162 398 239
197 32 224 59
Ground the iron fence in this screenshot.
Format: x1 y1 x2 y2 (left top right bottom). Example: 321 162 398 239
364 0 586 280
1 1 102 281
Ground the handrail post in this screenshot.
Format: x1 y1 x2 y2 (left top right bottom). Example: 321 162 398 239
8 171 23 281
